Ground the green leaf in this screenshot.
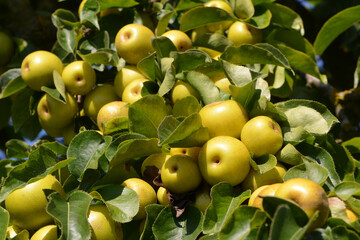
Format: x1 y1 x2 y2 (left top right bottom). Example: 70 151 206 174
262 196 308 226
296 142 340 187
0 98 11 129
153 205 204 240
283 158 329 186
129 95 171 138
179 7 237 32
57 27 76 54
269 204 308 240
42 141 68 156
230 0 254 19
172 96 201 117
53 70 67 101
10 88 36 133
203 182 251 234
152 37 178 60
222 60 265 87
251 154 277 174
192 32 233 52
185 71 222 104
314 5 360 55
137 52 158 81
342 137 360 155
0 206 9 239
219 206 267 240
221 44 291 70
0 146 59 203
47 191 92 240
230 81 256 110
97 0 139 10
67 130 112 180
51 9 79 28
276 44 324 82
275 99 339 137
172 51 211 73
5 139 30 159
41 86 66 104
80 0 100 30
331 226 360 240
91 184 139 222
110 138 162 168
244 5 272 29
102 116 129 134
0 68 26 99
276 143 302 166
354 57 360 88
78 48 121 68
140 204 165 240
335 182 360 201
264 3 303 32
79 31 110 52
156 11 176 36
158 62 176 96
158 113 205 146
175 0 205 11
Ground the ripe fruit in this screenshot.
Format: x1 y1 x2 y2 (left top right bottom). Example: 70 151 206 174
30 225 57 240
161 154 202 194
0 31 14 66
114 65 145 98
171 80 200 105
62 60 96 95
199 100 248 138
37 92 78 131
161 30 193 52
96 101 129 132
21 50 63 91
198 136 251 186
5 175 65 230
88 205 123 240
83 84 120 121
122 78 149 104
249 183 282 210
204 0 234 33
157 186 170 206
242 162 287 192
346 208 359 222
227 21 263 45
241 115 283 157
169 147 201 162
210 73 231 94
141 153 171 177
275 178 330 230
121 178 157 220
115 24 155 65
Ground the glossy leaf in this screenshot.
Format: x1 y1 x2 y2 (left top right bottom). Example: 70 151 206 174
221 44 291 70
203 182 251 234
0 145 59 203
97 0 139 10
230 0 254 19
342 137 360 155
314 5 360 55
219 206 267 240
275 99 339 137
283 158 329 186
67 130 112 180
222 60 265 87
172 96 201 117
276 143 303 166
78 48 121 68
91 184 139 222
192 32 233 52
80 0 100 30
5 139 30 159
153 205 204 240
156 11 176 36
129 95 171 138
175 0 205 11
140 204 165 240
335 182 360 201
244 5 272 29
47 191 92 240
264 3 303 33
110 138 162 167
0 68 26 99
179 7 237 32
251 154 277 174
57 27 76 54
0 206 9 239
137 52 158 81
185 71 222 104
53 70 66 101
51 9 78 28
171 51 211 73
